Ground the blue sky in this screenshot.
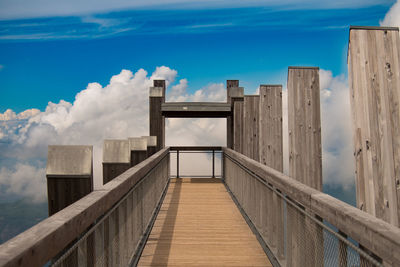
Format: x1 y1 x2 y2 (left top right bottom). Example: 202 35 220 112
0 0 399 208
0 2 395 113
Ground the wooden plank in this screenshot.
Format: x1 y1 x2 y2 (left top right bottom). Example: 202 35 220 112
150 80 165 151
161 102 231 118
243 96 260 161
227 80 240 149
287 67 322 190
259 85 283 172
348 27 400 226
137 178 272 267
233 100 244 153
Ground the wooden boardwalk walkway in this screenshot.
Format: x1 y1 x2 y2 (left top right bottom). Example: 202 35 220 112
138 178 272 266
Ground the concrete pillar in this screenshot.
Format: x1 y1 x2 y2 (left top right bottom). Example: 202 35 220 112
46 145 93 216
243 95 260 161
102 139 130 185
348 26 400 226
227 80 239 149
231 87 244 153
149 80 165 151
141 136 157 157
259 85 283 172
129 137 147 167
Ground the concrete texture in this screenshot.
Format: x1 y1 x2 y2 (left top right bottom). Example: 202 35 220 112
141 136 157 147
129 137 147 151
46 145 92 176
228 87 244 98
103 139 130 163
149 87 164 97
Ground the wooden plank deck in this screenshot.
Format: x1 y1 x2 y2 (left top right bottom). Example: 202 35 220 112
138 178 272 266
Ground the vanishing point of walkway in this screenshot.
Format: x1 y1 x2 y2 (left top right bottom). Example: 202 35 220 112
138 178 272 266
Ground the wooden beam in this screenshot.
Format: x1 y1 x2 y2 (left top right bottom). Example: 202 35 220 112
348 26 400 226
103 139 130 185
243 95 260 161
161 102 231 118
129 137 148 167
259 85 283 172
149 80 165 151
287 67 322 190
227 80 240 149
46 145 93 216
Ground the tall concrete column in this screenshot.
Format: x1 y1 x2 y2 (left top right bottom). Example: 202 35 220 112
149 80 165 151
129 137 148 167
232 87 244 153
46 145 93 216
227 80 239 149
102 139 130 184
243 95 260 161
348 26 400 226
259 85 283 172
142 136 157 157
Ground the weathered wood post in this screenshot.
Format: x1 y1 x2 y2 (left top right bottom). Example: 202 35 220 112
287 66 322 267
150 80 165 152
142 136 157 157
102 139 130 185
46 145 94 266
129 137 148 167
46 145 93 215
227 80 239 149
243 95 260 161
259 84 283 171
231 86 244 153
348 26 400 227
259 84 284 261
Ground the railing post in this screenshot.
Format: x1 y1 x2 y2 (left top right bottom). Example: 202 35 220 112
212 150 215 178
129 137 148 167
102 139 130 184
177 150 180 178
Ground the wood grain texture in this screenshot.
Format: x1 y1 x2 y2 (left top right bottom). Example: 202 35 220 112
259 85 283 172
103 163 130 185
243 96 260 161
227 80 239 149
150 80 165 152
138 178 272 267
348 27 400 227
233 100 244 154
287 67 322 191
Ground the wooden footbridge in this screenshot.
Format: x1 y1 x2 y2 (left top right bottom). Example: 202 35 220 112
1 26 400 267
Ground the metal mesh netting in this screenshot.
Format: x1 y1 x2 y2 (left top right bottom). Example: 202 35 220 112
224 155 383 267
50 156 169 267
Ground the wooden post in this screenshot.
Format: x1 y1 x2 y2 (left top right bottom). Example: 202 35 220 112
102 139 130 185
227 80 239 149
46 145 93 216
348 26 400 227
150 80 165 152
288 67 322 190
129 137 147 167
142 136 157 157
243 95 260 161
46 145 93 265
259 84 283 171
231 87 244 153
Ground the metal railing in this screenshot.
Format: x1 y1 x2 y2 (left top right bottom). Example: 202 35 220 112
223 148 400 267
170 146 223 178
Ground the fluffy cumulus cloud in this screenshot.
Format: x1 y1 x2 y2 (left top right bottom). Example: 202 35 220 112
0 66 228 202
381 0 400 27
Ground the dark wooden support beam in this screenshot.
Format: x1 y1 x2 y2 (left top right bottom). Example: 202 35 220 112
102 139 130 185
129 137 148 167
150 80 165 151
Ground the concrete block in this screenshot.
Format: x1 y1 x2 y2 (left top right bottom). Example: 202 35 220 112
141 136 157 147
149 87 164 97
228 87 244 98
103 139 130 163
129 137 147 151
46 145 93 177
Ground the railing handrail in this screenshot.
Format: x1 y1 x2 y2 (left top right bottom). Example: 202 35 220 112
223 147 400 265
0 147 170 267
169 146 223 151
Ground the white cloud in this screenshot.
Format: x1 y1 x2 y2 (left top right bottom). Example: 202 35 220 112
381 0 400 27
